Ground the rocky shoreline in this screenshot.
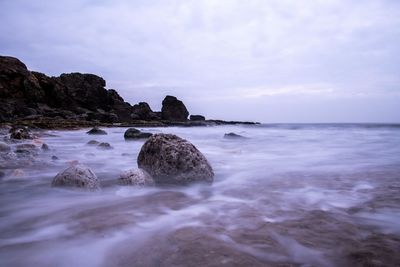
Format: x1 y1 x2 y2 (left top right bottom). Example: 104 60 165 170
0 55 259 129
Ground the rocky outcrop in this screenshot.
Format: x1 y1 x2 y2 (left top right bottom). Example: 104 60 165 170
131 102 160 120
118 168 155 186
137 134 214 185
124 128 152 140
190 115 205 121
0 55 133 123
51 164 100 190
161 96 189 121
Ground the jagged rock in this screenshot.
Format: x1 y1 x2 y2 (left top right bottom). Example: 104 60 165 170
138 134 214 185
97 142 113 150
161 96 189 121
87 140 100 145
190 115 205 121
118 168 155 186
51 164 100 190
9 127 33 139
124 128 152 140
224 132 246 139
86 126 107 135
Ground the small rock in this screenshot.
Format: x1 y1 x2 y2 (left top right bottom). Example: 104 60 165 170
41 143 49 150
87 140 100 145
224 132 246 139
86 126 107 135
11 169 25 177
97 142 113 150
51 164 100 191
9 127 33 139
51 155 59 160
138 134 214 185
0 142 11 152
124 128 152 140
190 115 205 121
118 169 155 186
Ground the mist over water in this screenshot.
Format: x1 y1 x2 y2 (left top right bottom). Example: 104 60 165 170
1 124 400 266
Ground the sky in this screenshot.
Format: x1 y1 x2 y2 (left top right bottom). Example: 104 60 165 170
0 0 399 123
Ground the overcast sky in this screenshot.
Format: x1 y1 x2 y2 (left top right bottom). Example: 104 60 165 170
1 0 399 122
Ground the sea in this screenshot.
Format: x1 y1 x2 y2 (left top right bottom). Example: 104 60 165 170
0 123 399 266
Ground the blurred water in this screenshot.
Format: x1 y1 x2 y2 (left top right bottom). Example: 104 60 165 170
1 124 400 266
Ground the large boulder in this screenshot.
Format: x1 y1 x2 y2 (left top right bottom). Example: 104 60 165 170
137 134 214 185
51 164 100 190
161 96 189 121
124 128 152 140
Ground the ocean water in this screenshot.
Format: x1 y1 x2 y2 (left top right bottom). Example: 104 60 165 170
1 124 400 266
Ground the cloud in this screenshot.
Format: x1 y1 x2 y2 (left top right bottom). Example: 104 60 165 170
0 0 399 122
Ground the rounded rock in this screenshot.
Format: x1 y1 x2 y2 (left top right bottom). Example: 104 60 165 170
118 168 155 186
137 134 214 185
124 128 152 140
52 164 100 191
86 126 107 135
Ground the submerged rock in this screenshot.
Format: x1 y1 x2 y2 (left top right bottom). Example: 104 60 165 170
161 95 189 121
137 134 214 185
124 128 152 140
87 140 100 145
51 164 100 190
97 142 113 150
51 155 59 160
0 141 11 152
118 168 155 186
15 144 39 157
86 126 107 135
224 132 246 139
41 143 49 151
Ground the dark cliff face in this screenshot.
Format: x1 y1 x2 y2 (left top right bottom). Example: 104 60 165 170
0 56 133 122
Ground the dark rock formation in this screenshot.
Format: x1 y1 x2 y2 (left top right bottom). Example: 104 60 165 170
224 132 246 139
161 96 189 121
118 168 155 186
131 102 160 120
86 127 107 135
137 134 214 185
190 115 205 121
124 128 152 140
51 164 100 190
0 55 133 123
